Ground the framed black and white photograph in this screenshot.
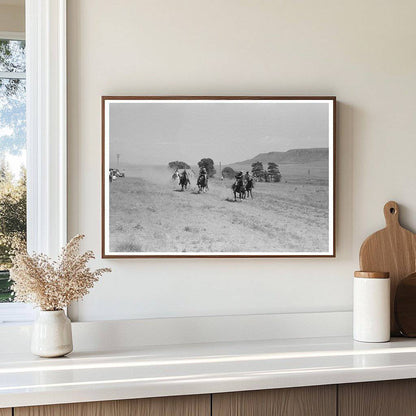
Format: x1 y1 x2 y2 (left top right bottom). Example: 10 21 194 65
102 96 335 258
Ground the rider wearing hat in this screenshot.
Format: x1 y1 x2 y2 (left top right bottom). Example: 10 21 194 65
235 171 244 181
199 167 207 178
199 166 208 182
198 166 208 190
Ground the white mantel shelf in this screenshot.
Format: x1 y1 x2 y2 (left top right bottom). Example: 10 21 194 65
2 336 416 408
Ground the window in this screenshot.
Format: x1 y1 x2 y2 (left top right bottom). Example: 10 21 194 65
0 34 33 322
0 2 67 323
0 37 26 302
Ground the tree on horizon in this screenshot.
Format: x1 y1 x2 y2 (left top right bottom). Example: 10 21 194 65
267 162 281 182
251 161 265 181
198 158 216 177
222 166 235 179
168 161 190 170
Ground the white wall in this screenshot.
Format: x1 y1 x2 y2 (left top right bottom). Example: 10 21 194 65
0 3 25 33
67 0 416 321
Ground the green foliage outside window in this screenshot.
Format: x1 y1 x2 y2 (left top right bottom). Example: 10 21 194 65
0 39 27 302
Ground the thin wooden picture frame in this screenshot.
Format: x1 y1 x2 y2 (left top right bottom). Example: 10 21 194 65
102 96 336 258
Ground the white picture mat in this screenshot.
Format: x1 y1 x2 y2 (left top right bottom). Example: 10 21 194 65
103 99 334 257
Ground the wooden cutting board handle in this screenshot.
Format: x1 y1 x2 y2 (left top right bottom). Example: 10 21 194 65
383 201 400 228
359 201 416 336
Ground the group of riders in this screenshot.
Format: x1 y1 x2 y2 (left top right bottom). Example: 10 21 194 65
174 167 254 200
233 170 254 200
175 167 208 192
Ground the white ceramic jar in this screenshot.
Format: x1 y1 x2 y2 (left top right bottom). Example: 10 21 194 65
31 310 73 357
353 271 390 343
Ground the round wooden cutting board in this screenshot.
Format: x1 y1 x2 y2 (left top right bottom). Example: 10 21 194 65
359 201 416 335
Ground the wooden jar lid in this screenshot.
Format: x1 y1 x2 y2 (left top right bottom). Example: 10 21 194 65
354 271 390 279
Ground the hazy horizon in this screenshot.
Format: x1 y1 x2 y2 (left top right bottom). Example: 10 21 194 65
113 146 328 170
109 101 331 166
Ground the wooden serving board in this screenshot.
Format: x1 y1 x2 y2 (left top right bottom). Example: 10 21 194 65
359 201 416 335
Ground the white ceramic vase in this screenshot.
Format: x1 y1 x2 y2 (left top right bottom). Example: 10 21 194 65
31 310 73 358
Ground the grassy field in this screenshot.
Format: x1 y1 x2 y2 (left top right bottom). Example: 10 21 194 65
109 165 329 253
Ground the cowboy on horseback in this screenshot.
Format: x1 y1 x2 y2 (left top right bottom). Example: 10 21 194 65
197 167 208 192
172 168 180 183
199 167 208 183
178 170 190 190
235 170 244 183
181 169 189 181
232 171 246 201
245 171 254 199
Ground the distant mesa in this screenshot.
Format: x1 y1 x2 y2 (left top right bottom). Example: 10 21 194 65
231 148 328 166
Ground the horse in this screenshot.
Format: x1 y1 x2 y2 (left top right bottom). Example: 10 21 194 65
232 179 246 201
109 169 117 183
172 170 180 183
245 178 254 199
179 174 190 191
197 174 208 193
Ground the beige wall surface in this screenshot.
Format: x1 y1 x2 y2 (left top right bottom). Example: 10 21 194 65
0 4 24 33
67 0 416 321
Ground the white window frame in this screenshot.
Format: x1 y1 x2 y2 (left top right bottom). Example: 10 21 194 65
0 32 26 89
0 0 67 324
0 31 25 41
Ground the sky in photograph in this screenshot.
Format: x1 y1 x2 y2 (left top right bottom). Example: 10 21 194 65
109 101 330 166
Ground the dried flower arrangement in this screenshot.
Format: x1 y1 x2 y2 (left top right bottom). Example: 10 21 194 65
10 235 111 311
